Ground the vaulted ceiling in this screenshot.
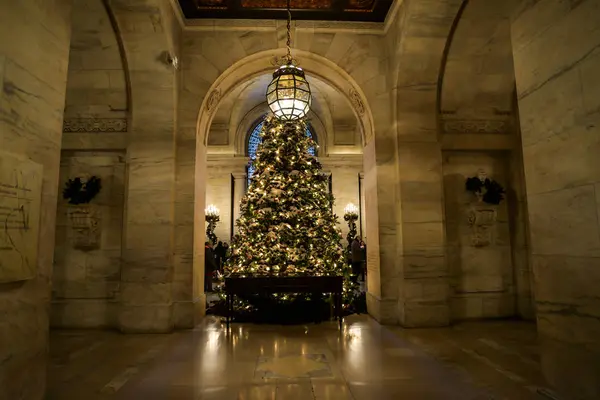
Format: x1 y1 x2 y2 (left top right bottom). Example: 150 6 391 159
177 0 394 22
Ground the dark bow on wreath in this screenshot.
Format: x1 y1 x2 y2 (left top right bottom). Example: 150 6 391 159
465 176 505 205
63 176 102 205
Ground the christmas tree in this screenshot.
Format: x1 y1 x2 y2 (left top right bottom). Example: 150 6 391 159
226 115 349 283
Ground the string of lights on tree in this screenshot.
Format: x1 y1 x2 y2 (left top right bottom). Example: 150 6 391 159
227 117 348 270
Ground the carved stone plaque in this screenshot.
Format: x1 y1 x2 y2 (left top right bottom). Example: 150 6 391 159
68 205 101 251
0 151 43 282
467 207 497 247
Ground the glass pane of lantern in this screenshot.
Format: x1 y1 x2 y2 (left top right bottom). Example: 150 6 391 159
296 81 308 91
297 91 310 101
278 77 294 87
277 89 293 99
280 99 295 109
271 103 282 113
267 91 277 104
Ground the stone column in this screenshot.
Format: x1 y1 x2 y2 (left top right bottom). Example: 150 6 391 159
0 1 73 398
395 141 448 328
511 1 600 398
231 172 246 237
359 172 366 241
362 138 400 324
110 1 177 333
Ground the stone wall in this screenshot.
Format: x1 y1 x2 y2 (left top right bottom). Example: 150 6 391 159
206 161 236 241
64 0 128 121
0 1 73 399
109 0 181 332
51 152 125 328
511 0 600 398
443 152 516 320
323 158 363 243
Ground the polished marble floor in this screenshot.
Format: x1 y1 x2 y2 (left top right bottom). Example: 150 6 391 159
48 316 552 399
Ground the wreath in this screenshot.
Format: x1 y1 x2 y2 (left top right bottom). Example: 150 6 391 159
465 176 505 205
63 176 102 205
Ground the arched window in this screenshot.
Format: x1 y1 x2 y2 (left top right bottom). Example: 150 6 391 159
246 116 316 186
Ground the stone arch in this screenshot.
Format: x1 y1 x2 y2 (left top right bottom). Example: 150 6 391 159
196 48 375 148
193 48 378 321
62 0 131 122
437 0 517 130
392 0 464 139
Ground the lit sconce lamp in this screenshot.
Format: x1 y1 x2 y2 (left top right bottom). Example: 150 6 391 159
343 203 359 246
205 204 220 246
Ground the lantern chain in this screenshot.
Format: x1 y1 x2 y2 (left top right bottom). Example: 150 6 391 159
286 0 292 63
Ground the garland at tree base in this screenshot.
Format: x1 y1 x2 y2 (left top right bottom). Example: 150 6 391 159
465 176 505 205
207 292 367 324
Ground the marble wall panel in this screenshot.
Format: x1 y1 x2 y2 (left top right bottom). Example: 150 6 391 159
52 151 125 328
0 1 72 398
396 142 447 327
511 0 600 397
109 0 180 333
442 151 516 320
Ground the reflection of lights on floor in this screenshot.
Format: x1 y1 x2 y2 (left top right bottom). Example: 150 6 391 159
344 324 364 342
344 324 365 368
201 330 221 370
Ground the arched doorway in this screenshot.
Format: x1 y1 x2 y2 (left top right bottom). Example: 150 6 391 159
193 49 380 319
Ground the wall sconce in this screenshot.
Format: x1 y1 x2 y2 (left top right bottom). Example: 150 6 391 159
162 51 179 70
205 204 220 245
343 203 359 246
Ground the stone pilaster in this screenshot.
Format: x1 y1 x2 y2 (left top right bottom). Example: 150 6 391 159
363 135 401 325
396 141 448 327
110 0 178 333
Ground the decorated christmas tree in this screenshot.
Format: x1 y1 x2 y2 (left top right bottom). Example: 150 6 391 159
226 115 349 284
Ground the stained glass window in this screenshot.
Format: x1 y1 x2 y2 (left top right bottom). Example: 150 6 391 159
247 116 316 186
